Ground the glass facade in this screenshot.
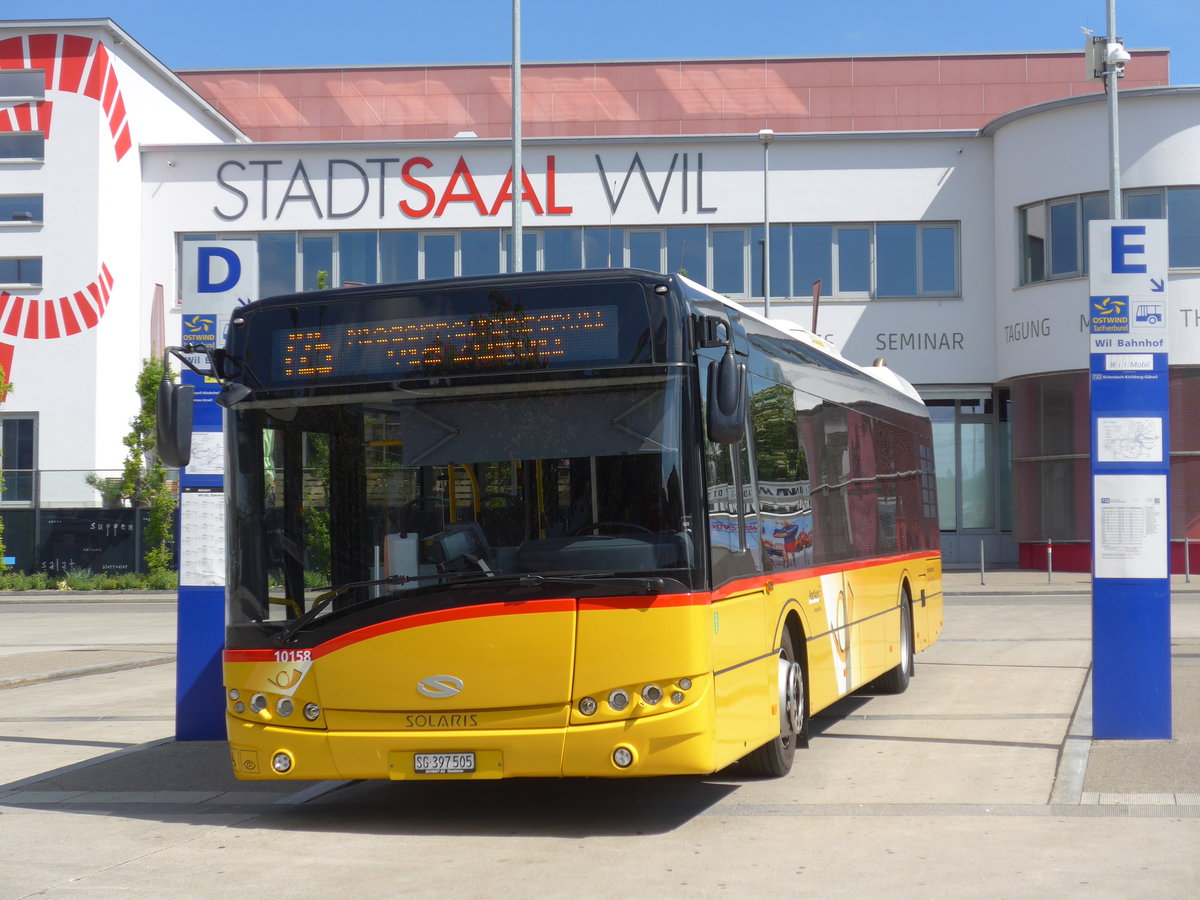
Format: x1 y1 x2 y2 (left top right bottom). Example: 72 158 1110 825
1009 370 1200 547
182 221 961 302
926 394 1011 539
1020 186 1200 285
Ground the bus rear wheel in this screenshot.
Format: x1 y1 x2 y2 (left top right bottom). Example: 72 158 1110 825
741 629 805 778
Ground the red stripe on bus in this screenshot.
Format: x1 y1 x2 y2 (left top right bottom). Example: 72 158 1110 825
224 598 579 663
576 591 705 611
711 549 937 601
58 35 93 92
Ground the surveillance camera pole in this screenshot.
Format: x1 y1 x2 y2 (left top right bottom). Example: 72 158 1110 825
1106 0 1120 219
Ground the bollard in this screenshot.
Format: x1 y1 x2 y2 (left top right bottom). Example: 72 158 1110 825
980 539 986 585
1047 538 1053 583
1188 537 1192 585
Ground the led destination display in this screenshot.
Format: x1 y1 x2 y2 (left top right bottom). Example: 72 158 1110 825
276 305 620 381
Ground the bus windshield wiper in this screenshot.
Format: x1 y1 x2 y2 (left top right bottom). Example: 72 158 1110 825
275 574 413 645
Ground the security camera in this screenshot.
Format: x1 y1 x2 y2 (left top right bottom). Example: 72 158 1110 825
1107 42 1130 76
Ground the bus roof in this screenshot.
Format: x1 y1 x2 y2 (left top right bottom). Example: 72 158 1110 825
673 274 925 404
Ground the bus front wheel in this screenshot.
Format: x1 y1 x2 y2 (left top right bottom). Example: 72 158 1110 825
741 629 805 778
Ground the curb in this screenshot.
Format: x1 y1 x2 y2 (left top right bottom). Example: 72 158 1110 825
0 654 176 690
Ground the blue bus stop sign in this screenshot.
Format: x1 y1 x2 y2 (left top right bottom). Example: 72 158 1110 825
1087 219 1171 740
175 240 257 740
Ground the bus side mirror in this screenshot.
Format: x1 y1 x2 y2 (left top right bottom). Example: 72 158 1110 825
706 345 746 444
157 380 195 468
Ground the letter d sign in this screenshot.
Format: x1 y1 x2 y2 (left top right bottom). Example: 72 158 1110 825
181 239 259 314
198 246 242 293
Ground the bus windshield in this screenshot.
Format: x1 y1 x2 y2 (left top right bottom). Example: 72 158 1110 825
227 371 696 627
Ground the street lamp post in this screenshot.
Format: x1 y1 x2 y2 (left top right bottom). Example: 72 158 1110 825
758 129 774 316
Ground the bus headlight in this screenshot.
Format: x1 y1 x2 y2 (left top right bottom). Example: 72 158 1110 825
250 693 267 713
641 684 663 705
276 698 294 717
302 702 321 721
272 751 293 774
607 689 630 712
579 697 598 716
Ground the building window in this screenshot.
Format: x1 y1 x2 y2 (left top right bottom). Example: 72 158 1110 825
460 229 500 276
834 226 871 295
339 231 378 286
503 230 538 272
380 231 418 282
1168 187 1200 269
300 234 334 289
583 227 623 269
711 229 747 294
0 257 41 286
1021 187 1200 282
422 232 456 279
542 228 582 270
1 415 36 504
0 133 43 161
792 225 833 300
258 233 297 297
0 70 44 99
667 226 706 280
749 224 790 298
628 230 664 272
1048 198 1080 277
0 195 42 224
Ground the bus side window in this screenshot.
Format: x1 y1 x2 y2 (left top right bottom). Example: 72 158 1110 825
750 378 813 572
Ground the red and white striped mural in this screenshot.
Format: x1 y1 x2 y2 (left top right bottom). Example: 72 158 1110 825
0 32 130 384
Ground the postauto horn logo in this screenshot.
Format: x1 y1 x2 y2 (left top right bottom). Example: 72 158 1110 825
1091 295 1130 334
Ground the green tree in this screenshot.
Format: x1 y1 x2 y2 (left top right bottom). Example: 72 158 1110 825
88 359 178 573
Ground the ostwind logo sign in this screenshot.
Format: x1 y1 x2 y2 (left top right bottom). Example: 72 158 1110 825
1091 295 1130 334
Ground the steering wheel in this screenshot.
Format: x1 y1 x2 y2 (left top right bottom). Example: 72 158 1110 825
571 521 653 536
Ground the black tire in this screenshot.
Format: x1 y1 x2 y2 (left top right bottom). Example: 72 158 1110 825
873 590 914 695
741 628 805 778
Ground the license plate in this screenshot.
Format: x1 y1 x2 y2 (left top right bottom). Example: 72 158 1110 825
413 752 476 775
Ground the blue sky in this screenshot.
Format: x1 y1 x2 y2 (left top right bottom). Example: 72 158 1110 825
15 1 1200 85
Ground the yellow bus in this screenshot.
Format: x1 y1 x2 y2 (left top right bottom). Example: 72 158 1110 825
161 268 942 780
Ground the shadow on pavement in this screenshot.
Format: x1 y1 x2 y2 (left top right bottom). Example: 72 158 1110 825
0 738 741 837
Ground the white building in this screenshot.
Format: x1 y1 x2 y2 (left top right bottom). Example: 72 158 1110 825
2 18 1198 571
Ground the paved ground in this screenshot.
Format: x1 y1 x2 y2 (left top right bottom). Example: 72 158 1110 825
0 573 1197 898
